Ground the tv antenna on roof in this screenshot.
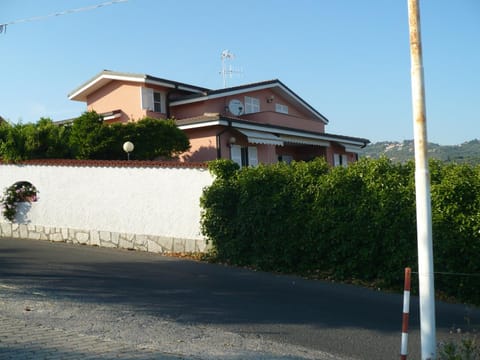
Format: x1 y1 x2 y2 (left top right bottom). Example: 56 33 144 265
220 50 243 88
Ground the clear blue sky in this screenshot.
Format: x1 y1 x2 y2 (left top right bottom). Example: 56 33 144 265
1 0 479 145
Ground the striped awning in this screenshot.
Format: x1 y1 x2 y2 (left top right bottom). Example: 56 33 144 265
277 134 329 147
236 129 284 146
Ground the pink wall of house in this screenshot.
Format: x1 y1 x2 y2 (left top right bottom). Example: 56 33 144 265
171 100 212 119
325 143 357 165
87 81 144 122
87 81 167 122
244 112 325 133
86 81 325 135
257 144 278 164
172 89 325 133
178 126 282 164
179 125 332 165
179 127 222 162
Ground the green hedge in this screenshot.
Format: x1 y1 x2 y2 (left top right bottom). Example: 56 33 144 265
201 158 480 304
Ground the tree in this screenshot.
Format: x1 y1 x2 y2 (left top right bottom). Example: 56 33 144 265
16 118 71 159
0 121 26 162
1 111 191 161
130 117 190 160
94 116 191 160
69 111 110 159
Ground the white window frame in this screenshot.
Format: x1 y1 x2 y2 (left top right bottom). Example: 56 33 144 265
141 87 165 113
231 145 242 166
153 91 163 113
248 146 258 166
231 145 258 167
334 153 348 167
275 103 288 114
245 96 260 114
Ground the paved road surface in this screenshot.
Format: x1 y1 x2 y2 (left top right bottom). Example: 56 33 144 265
0 238 478 359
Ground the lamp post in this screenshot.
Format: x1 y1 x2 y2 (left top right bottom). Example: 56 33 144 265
407 0 436 358
123 141 134 160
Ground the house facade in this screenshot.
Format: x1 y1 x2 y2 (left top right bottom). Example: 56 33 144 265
69 70 369 167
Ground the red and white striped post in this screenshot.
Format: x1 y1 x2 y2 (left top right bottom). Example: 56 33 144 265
401 267 412 360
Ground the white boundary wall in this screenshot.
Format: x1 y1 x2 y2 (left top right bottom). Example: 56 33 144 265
0 161 213 253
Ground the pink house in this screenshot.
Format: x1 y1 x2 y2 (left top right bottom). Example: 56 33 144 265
69 70 369 167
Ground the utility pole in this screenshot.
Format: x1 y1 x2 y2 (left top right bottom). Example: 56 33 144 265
407 0 436 359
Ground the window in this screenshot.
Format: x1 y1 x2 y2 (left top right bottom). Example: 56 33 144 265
153 92 163 113
141 88 164 113
245 96 260 114
275 103 288 114
334 153 348 167
278 155 293 164
231 145 258 167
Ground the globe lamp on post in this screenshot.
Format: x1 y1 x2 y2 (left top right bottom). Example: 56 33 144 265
123 141 134 160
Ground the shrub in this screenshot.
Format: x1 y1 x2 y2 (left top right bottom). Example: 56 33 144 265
201 158 480 304
438 336 480 360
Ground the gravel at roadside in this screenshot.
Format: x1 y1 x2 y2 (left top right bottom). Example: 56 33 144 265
0 281 351 360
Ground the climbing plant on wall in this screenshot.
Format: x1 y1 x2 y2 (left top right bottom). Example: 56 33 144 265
0 181 38 222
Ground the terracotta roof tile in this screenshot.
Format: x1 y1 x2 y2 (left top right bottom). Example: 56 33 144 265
0 158 208 169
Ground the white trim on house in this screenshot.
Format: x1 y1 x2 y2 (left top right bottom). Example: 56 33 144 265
177 120 229 130
70 73 150 101
103 112 122 121
343 146 363 154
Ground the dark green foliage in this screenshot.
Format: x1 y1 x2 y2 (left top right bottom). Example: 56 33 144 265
33 118 72 158
201 157 480 304
431 162 480 304
207 159 240 179
69 111 109 159
127 117 190 160
0 118 71 161
0 121 29 162
0 112 190 161
438 337 480 360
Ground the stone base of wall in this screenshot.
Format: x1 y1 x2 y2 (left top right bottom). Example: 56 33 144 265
0 222 208 254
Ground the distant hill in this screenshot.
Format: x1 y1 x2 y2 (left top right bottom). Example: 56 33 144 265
360 139 480 165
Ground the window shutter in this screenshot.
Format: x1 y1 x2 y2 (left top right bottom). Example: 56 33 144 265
230 145 242 166
141 87 154 110
334 153 340 167
248 146 258 166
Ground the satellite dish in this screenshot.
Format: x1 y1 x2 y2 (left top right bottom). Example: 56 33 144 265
228 99 244 116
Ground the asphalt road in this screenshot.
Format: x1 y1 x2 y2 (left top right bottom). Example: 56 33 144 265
1 237 479 359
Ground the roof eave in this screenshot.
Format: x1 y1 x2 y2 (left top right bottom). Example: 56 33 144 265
68 71 148 102
69 70 209 102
